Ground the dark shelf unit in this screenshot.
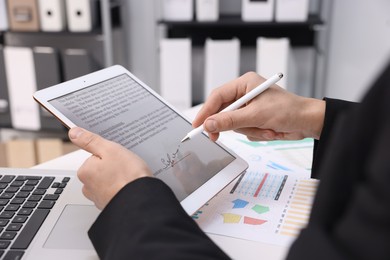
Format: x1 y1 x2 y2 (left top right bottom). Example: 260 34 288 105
159 14 323 47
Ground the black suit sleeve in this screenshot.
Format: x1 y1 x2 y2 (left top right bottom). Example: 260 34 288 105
288 62 390 259
311 98 357 179
88 177 230 260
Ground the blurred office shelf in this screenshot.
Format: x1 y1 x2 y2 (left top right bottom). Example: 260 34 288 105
159 14 323 47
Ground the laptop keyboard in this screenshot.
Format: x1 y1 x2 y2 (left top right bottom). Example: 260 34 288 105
0 174 70 260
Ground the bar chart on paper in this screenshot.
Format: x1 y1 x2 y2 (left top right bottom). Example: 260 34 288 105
192 130 317 246
194 173 319 247
230 171 288 200
276 178 318 237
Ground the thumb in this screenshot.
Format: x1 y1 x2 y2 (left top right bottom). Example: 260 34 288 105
69 127 106 158
204 109 250 133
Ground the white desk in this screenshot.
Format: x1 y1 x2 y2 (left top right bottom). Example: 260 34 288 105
32 105 290 260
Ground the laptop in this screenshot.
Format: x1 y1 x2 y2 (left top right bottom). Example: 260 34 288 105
0 167 99 259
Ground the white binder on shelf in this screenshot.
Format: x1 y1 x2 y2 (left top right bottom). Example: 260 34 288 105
160 38 192 111
162 0 193 21
0 0 8 31
4 46 40 130
256 37 295 91
275 0 309 22
242 0 275 22
195 0 219 22
204 38 240 99
38 0 67 32
66 0 97 32
0 46 11 127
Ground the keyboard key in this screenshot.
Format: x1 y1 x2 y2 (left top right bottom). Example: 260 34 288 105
0 231 17 240
27 195 42 202
26 176 42 180
12 216 27 224
16 176 41 181
0 184 7 189
10 198 24 205
0 193 14 199
5 187 19 193
21 186 34 192
0 199 9 206
14 176 28 181
51 182 60 188
62 177 70 182
6 223 22 232
25 180 39 186
32 189 46 196
9 181 23 187
38 200 55 209
23 202 37 208
0 176 15 183
59 183 67 188
0 241 10 249
37 177 55 189
0 212 14 219
3 250 24 260
4 205 20 212
54 188 63 194
15 192 29 199
11 209 49 249
43 194 59 201
0 220 9 227
18 208 33 216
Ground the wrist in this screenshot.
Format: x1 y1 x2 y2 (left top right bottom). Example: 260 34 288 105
301 98 325 140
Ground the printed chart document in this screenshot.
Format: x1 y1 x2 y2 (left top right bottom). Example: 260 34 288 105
193 133 317 247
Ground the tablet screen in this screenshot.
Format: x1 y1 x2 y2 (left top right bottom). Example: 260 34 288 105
49 73 235 201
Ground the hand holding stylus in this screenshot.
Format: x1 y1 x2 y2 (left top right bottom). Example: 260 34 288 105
191 71 326 142
182 73 283 143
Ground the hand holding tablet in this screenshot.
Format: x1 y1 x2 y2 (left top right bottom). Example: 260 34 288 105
34 65 248 214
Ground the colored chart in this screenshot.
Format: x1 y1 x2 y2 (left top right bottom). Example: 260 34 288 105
194 174 318 247
276 179 318 237
230 171 288 200
192 134 317 247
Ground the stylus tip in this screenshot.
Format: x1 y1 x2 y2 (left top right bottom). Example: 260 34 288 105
181 136 190 143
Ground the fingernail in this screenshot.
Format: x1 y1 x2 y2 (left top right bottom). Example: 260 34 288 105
69 127 84 139
205 119 217 132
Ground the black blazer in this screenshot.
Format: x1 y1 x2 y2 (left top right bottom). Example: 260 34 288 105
89 63 390 260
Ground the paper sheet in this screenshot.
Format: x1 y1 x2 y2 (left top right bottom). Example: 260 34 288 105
195 132 318 247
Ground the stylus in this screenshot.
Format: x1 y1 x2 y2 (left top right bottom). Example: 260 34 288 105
181 73 283 143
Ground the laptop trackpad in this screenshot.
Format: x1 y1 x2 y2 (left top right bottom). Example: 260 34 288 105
44 205 100 250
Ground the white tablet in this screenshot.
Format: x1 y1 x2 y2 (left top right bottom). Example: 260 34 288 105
34 65 248 214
